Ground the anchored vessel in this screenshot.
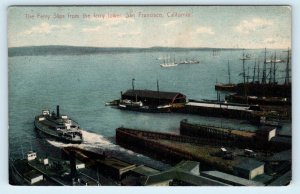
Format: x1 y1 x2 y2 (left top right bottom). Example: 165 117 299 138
34 106 83 144
215 48 291 100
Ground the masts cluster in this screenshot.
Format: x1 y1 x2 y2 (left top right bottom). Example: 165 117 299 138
239 48 291 85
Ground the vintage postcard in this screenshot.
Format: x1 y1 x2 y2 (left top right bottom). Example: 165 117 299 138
8 6 291 186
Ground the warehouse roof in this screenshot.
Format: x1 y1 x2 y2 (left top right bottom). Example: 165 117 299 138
270 136 291 145
268 170 291 186
122 89 185 100
268 150 291 162
139 171 227 186
201 170 264 186
170 160 199 173
130 165 160 176
234 157 264 171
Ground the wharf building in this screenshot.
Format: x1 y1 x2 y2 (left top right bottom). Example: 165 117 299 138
121 89 186 106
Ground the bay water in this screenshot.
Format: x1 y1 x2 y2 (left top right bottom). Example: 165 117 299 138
8 49 291 167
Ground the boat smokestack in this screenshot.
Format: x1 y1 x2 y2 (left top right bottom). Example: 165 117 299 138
57 105 60 117
69 150 77 178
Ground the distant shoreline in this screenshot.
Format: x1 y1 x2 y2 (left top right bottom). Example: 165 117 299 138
8 45 245 57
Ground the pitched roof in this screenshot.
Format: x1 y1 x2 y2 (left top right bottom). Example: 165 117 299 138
201 170 264 186
139 171 227 186
122 89 185 100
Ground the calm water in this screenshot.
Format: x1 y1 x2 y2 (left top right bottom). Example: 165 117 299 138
8 49 291 164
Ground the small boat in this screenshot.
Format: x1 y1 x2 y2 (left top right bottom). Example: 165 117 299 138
118 99 171 113
119 99 143 107
266 59 285 63
178 59 200 65
34 106 83 144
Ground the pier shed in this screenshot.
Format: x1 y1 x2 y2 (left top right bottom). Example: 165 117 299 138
121 89 186 106
95 157 136 180
233 158 264 179
201 170 264 186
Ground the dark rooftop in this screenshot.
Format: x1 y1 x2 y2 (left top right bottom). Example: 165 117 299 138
267 150 291 162
169 160 199 173
23 170 43 179
201 170 264 186
139 171 227 186
255 127 276 133
268 170 291 186
234 157 264 171
130 165 160 176
252 174 273 184
270 136 291 145
96 157 136 170
122 89 185 100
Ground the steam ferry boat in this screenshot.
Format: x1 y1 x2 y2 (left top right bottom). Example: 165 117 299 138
34 106 83 144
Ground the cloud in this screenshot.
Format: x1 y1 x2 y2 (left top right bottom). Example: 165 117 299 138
235 18 273 34
263 38 276 44
118 30 141 37
106 17 135 26
81 26 103 33
82 16 135 33
22 22 72 35
163 20 180 27
195 26 215 35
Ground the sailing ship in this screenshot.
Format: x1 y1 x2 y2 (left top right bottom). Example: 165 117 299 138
215 60 236 92
219 48 291 105
160 55 177 67
177 58 200 65
160 55 200 67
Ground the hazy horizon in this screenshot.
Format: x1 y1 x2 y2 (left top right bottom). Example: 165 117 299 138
8 45 290 50
8 6 291 49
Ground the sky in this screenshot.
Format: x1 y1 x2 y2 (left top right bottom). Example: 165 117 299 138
8 6 291 49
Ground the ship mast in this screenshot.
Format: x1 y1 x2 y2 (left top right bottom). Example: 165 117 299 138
157 79 160 105
173 54 176 64
284 48 290 85
252 60 256 83
247 67 250 83
257 61 260 83
262 48 267 84
269 55 273 84
132 78 135 91
227 60 231 84
273 52 276 84
241 49 246 84
240 49 250 104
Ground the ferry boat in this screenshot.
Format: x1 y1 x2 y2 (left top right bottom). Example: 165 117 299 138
34 106 83 144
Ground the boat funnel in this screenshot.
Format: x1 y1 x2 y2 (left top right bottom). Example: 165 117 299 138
57 105 60 117
69 150 77 178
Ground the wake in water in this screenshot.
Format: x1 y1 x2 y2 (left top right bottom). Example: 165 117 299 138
47 130 136 155
48 130 115 149
47 130 170 170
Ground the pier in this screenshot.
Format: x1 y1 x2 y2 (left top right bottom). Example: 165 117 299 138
176 100 262 122
115 125 291 185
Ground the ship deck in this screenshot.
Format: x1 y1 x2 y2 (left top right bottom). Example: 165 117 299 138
186 102 250 111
